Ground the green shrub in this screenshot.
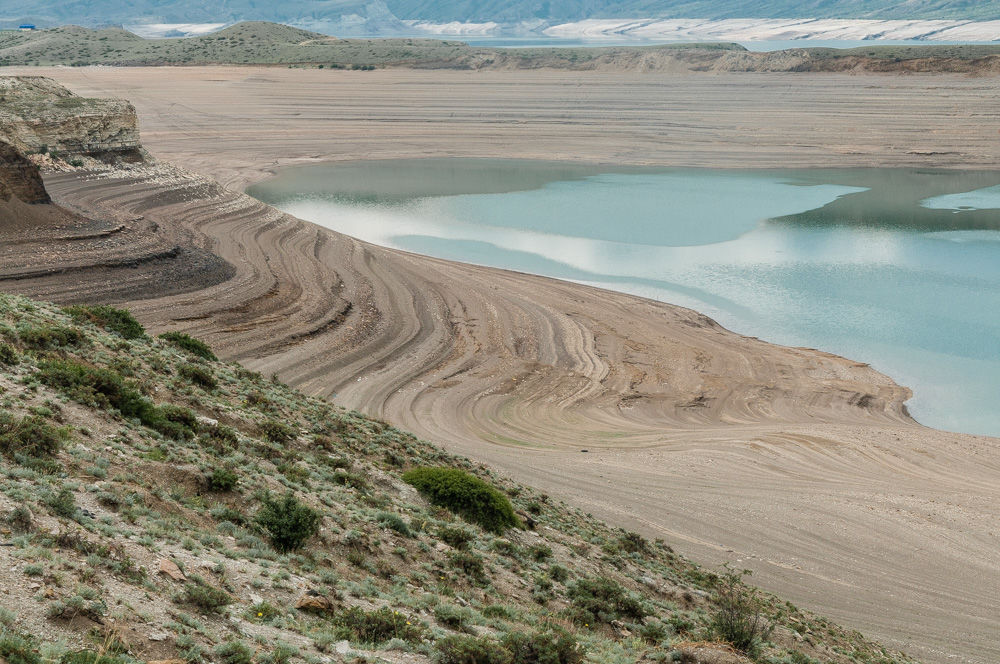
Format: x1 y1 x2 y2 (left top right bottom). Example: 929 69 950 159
211 505 247 526
215 641 253 664
435 635 510 664
333 606 422 645
448 551 486 581
618 531 650 554
259 643 297 664
323 454 351 469
6 506 32 534
502 628 584 664
45 487 77 519
438 526 475 550
528 544 552 561
255 492 321 553
434 603 473 631
0 628 41 664
202 424 239 452
60 652 131 664
180 579 232 612
480 605 514 620
332 469 368 491
566 577 647 626
178 363 217 390
247 601 283 623
638 620 669 644
402 467 519 534
64 305 145 340
159 403 198 431
711 567 774 656
18 325 85 350
37 359 196 439
0 342 18 365
0 412 69 460
377 512 411 537
159 332 217 361
259 419 296 445
208 467 239 492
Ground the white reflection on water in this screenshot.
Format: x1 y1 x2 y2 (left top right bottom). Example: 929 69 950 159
272 170 1000 436
921 185 1000 211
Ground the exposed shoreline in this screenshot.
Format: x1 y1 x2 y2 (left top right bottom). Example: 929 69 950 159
3 66 1000 664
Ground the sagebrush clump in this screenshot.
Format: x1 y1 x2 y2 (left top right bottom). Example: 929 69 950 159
333 606 423 645
37 358 198 440
255 491 321 553
711 567 774 656
566 576 647 626
0 412 68 461
403 466 519 534
64 304 145 340
159 331 217 361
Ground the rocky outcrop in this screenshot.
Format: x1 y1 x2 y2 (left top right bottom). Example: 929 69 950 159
0 139 49 204
0 76 143 163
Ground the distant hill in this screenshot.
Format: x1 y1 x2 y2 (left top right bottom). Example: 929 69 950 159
386 0 1000 22
4 0 1000 30
3 22 1000 72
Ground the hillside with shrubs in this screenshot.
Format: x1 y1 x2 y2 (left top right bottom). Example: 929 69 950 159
0 292 917 664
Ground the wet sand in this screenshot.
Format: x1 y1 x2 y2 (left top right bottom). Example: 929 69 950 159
3 66 1000 664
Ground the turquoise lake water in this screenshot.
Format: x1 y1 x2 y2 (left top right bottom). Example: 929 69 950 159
249 161 1000 436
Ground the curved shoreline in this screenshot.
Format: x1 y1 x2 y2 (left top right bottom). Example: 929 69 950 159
3 66 1000 664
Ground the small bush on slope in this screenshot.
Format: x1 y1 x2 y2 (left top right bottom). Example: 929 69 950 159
435 629 584 664
37 358 197 439
64 304 146 340
403 466 519 534
178 362 217 390
436 635 511 664
712 566 774 656
502 628 584 664
0 412 69 460
332 606 423 645
0 628 41 664
214 641 253 664
566 576 648 626
0 342 17 365
18 325 85 350
208 466 239 491
180 578 232 613
255 491 321 553
159 331 217 360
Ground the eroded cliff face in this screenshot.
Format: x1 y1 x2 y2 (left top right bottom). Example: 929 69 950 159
0 76 143 163
0 139 50 204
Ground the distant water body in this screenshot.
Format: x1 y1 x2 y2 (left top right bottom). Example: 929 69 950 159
452 37 998 51
124 22 997 51
249 161 1000 437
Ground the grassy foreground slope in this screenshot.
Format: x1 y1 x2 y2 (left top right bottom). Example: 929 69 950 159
0 291 915 664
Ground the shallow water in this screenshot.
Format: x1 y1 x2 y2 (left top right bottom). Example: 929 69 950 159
249 161 1000 436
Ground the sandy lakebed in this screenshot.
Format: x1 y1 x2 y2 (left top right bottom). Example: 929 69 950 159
4 66 1000 664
